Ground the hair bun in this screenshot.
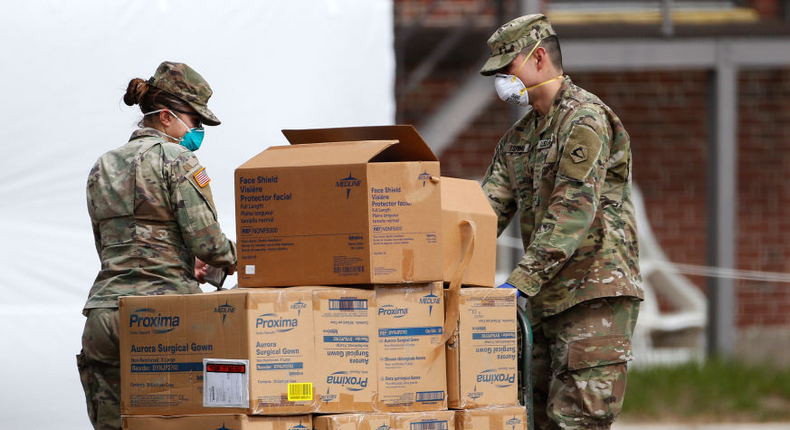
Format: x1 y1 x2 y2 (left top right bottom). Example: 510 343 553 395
123 78 149 106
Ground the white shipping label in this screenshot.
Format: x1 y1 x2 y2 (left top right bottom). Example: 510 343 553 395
203 359 250 408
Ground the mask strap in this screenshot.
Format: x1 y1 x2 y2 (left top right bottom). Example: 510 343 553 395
523 74 564 93
511 39 543 82
143 108 186 142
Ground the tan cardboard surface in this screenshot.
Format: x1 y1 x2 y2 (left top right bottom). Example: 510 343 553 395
454 406 527 430
239 140 395 168
235 126 442 287
119 289 319 415
314 411 455 430
446 288 518 409
282 125 439 162
375 283 447 412
305 286 378 413
390 410 457 430
122 414 311 430
312 413 390 430
441 177 497 287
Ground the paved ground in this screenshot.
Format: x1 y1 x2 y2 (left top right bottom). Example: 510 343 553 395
613 422 790 429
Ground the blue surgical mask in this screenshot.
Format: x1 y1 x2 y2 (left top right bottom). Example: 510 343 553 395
178 126 204 151
145 109 205 151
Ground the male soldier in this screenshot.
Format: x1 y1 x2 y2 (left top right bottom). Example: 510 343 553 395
78 62 237 430
480 15 643 429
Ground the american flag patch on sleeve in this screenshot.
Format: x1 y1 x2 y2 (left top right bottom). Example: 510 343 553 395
193 167 211 188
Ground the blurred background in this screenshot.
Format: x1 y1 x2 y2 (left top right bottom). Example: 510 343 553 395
1 0 789 428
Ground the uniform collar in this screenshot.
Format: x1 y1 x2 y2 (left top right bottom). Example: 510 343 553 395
129 127 171 141
535 75 572 136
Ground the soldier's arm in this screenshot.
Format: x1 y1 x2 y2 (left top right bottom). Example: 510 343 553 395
169 152 237 269
482 136 517 237
507 108 610 296
91 219 102 256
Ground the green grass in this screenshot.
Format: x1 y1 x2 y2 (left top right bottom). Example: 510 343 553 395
621 358 790 422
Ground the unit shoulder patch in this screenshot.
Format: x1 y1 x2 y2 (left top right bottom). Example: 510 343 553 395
569 145 588 163
559 124 601 182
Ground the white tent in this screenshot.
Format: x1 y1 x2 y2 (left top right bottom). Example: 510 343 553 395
0 1 394 428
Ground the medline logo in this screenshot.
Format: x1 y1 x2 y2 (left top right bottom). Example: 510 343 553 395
420 290 440 316
327 371 369 391
255 313 298 333
418 171 432 187
289 421 309 430
336 172 361 199
378 304 408 318
477 368 516 387
321 386 337 402
214 424 232 430
290 300 307 316
506 416 523 430
129 308 180 334
214 301 236 323
467 384 483 400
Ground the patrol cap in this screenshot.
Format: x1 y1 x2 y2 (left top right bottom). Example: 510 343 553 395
148 61 221 126
479 14 556 76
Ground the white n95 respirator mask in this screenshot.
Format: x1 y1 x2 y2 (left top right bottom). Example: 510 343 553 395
494 73 530 107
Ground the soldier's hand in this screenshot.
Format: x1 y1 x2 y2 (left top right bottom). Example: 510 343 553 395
195 257 209 283
497 281 521 298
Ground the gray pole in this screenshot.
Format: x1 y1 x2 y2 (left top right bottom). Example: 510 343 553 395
661 0 674 37
706 45 738 358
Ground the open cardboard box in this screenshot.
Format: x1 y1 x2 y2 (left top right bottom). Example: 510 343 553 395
235 125 442 287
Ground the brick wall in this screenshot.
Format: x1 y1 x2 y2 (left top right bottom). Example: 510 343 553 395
737 69 790 327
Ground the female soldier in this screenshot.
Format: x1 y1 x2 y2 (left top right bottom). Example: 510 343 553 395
77 61 237 430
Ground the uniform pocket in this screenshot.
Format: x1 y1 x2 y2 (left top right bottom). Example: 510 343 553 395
560 334 632 420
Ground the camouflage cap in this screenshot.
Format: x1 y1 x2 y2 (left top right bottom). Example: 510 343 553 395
148 61 221 126
479 14 556 76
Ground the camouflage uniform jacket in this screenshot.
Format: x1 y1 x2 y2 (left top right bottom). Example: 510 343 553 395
483 77 643 319
84 128 236 313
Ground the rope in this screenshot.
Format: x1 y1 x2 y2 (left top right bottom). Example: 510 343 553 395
498 236 790 283
644 260 790 284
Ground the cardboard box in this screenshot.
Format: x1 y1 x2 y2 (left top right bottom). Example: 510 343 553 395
390 411 457 430
119 289 319 415
235 125 443 287
123 414 311 430
441 177 497 287
314 411 455 430
454 406 527 430
312 413 390 430
306 286 378 413
375 282 447 412
446 288 518 409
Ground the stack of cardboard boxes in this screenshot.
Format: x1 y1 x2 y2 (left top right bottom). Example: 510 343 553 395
119 126 527 430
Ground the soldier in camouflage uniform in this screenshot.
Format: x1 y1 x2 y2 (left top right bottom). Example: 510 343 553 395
77 61 237 430
480 15 644 429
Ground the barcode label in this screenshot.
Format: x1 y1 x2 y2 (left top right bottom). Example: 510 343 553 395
287 382 313 401
333 266 365 274
416 390 444 402
329 298 368 311
410 420 448 430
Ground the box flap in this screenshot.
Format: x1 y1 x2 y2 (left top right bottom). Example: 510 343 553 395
441 177 494 216
239 140 397 168
282 125 439 162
